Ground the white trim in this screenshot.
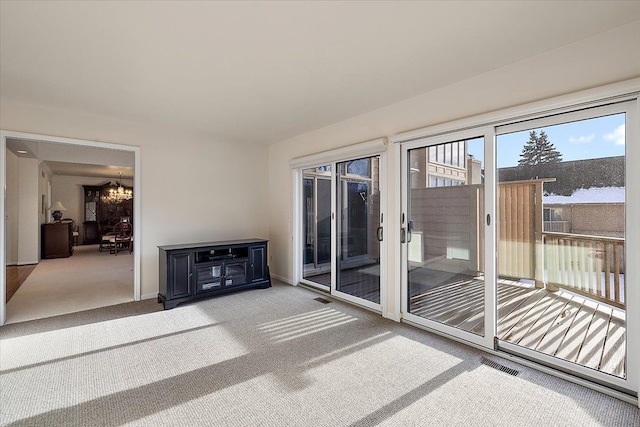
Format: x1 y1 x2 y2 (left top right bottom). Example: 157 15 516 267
387 142 402 322
133 145 141 302
330 160 337 294
399 128 485 151
292 168 302 285
496 100 634 135
391 78 640 144
140 293 158 300
0 134 5 325
0 130 141 325
379 152 388 319
399 145 408 323
289 138 387 169
625 97 640 404
483 127 497 348
270 273 293 285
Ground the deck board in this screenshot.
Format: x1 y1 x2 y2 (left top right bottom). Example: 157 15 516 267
536 295 585 357
517 293 571 349
576 301 612 370
498 290 550 340
555 298 596 363
598 308 626 377
307 265 626 378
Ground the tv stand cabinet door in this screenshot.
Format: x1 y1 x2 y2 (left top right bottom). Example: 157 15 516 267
249 244 267 282
168 252 193 299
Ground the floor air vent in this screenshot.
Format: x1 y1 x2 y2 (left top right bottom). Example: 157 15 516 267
480 357 520 376
313 297 332 304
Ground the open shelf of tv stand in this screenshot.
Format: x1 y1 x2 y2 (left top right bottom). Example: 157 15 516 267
158 238 270 309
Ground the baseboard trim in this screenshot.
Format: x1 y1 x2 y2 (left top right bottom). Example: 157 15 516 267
16 261 39 266
141 293 157 300
271 273 293 285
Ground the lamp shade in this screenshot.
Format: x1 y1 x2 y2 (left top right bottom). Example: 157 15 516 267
50 201 67 211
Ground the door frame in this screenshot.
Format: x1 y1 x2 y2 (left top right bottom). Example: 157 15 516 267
0 130 141 325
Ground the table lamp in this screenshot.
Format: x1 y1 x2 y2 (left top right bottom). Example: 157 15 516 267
50 201 67 221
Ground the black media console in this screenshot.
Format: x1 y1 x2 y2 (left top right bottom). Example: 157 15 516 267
158 238 271 309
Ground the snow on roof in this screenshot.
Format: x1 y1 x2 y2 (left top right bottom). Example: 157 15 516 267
544 187 625 205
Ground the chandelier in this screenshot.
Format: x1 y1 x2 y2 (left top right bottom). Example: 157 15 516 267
105 172 133 203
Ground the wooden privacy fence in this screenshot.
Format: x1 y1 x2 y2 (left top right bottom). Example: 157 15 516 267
544 232 625 309
498 179 550 287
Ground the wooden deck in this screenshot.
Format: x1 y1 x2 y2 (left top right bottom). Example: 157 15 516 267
306 266 626 378
410 275 626 378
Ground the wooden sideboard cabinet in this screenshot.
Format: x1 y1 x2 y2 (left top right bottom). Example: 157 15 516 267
42 222 73 259
158 239 271 309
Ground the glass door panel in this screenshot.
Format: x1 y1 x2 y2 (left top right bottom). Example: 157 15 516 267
336 157 381 305
406 138 485 335
302 166 332 287
496 112 627 380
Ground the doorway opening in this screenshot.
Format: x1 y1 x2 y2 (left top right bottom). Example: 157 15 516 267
1 130 141 325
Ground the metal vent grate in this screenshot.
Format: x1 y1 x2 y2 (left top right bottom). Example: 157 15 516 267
313 297 332 304
480 357 520 376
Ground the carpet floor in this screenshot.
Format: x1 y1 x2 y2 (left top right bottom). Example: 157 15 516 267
1 281 638 426
5 245 133 324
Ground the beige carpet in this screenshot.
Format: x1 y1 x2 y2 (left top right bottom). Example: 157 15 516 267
0 281 638 426
5 245 133 324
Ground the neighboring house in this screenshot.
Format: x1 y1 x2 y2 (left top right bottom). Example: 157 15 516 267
543 187 625 238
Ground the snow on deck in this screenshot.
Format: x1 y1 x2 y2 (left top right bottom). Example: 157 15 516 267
544 186 625 204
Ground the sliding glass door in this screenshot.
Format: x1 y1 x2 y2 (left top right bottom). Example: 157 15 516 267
401 131 490 347
335 157 382 305
299 155 384 310
495 103 632 388
400 100 636 394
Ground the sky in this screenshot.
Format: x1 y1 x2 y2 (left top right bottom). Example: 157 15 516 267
465 113 625 168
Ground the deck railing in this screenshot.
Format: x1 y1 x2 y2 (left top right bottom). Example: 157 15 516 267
543 231 625 309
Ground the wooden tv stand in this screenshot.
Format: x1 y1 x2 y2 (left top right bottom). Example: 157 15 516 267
158 239 271 309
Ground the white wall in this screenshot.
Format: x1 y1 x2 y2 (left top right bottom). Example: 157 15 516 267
267 20 640 318
0 107 269 298
51 175 133 244
5 149 18 265
17 158 39 264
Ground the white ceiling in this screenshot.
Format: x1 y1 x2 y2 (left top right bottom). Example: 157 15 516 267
6 137 134 178
2 1 640 145
44 161 134 180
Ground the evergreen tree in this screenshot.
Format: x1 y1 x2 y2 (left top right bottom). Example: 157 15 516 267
518 130 562 166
